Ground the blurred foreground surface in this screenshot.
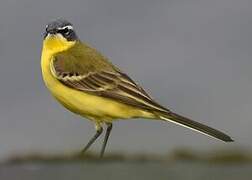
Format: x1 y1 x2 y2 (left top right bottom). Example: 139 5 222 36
1 161 251 180
1 150 252 180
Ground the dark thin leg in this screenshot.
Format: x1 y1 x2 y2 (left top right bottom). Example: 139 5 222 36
100 123 113 158
81 127 103 154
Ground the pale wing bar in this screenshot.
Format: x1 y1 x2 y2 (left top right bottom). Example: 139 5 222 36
51 58 169 112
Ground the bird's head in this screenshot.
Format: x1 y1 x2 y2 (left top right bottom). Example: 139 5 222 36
43 19 78 52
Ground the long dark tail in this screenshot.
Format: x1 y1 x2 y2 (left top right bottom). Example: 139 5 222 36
156 111 233 142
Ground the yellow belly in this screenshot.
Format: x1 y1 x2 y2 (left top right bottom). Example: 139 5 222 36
41 50 154 123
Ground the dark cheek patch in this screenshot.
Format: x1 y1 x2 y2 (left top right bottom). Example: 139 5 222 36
65 31 78 41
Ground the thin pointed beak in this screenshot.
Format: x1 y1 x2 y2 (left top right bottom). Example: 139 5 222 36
43 29 57 39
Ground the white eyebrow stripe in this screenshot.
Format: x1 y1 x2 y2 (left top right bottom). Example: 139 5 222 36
58 25 73 30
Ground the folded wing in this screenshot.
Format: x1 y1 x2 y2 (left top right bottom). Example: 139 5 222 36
51 53 169 113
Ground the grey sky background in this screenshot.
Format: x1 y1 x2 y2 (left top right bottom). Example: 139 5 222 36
0 0 251 159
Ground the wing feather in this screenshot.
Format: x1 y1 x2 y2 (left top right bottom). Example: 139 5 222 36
47 45 233 142
51 54 169 112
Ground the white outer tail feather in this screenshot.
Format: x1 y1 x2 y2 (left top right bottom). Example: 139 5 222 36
158 113 233 142
160 115 219 140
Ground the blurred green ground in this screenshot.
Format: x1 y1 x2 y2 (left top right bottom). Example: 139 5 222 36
1 149 252 180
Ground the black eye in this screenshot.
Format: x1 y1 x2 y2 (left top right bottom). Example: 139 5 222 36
57 28 70 36
55 26 77 41
45 26 48 33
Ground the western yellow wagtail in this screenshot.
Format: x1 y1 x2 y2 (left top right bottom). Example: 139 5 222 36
41 19 233 158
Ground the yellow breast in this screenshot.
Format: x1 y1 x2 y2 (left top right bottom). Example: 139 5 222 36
41 45 153 122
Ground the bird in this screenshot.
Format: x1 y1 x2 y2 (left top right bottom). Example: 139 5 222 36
41 19 233 158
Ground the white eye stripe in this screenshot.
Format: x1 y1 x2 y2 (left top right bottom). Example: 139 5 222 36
58 25 73 30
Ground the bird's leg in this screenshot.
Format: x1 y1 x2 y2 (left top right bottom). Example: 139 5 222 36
81 126 103 154
100 123 113 158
